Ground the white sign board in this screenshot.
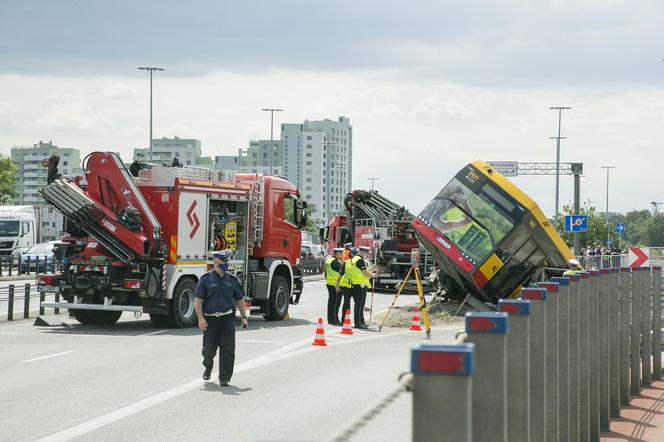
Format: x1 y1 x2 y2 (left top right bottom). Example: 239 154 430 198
628 247 650 267
487 161 518 177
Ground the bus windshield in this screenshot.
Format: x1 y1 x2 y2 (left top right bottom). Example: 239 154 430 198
0 221 20 236
418 178 515 264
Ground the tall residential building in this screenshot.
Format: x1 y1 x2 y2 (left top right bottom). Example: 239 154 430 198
281 116 352 220
215 140 283 176
133 137 211 166
10 141 83 240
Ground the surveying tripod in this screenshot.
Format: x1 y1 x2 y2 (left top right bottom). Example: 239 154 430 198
378 249 431 338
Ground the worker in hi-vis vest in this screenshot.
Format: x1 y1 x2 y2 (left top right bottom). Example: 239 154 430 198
325 248 344 325
350 246 376 329
336 247 357 326
563 258 583 276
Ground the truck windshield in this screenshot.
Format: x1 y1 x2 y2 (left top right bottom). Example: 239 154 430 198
0 221 20 236
418 178 515 264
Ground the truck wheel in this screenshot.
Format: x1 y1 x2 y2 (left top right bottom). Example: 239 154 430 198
171 278 198 328
264 276 289 321
73 310 122 326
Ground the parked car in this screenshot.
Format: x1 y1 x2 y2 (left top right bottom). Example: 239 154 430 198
301 244 325 272
19 241 62 273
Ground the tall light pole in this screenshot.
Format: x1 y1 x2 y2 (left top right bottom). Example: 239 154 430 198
549 106 572 217
601 165 616 246
367 177 380 191
261 108 283 175
137 66 165 161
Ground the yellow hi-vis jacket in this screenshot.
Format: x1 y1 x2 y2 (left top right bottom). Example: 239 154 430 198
339 259 353 288
351 255 372 288
325 256 340 286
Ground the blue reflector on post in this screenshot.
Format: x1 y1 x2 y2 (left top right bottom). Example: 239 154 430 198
499 299 531 315
465 312 508 333
551 277 570 286
411 343 474 375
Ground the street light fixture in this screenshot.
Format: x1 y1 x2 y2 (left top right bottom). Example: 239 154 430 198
137 66 166 161
261 108 283 175
601 165 616 246
367 177 380 191
549 106 572 217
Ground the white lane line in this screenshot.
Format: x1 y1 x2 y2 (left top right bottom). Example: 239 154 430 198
136 330 168 336
23 350 76 363
237 340 289 344
37 330 411 442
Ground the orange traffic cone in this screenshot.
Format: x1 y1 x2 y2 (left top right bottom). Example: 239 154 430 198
341 309 354 335
409 307 422 331
312 317 328 346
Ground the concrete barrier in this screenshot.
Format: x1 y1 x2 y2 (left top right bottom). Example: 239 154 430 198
653 266 662 380
609 268 621 416
499 299 531 442
588 270 601 441
619 267 631 404
641 267 652 387
577 271 591 441
521 287 548 442
566 273 581 441
465 312 509 442
538 281 560 442
551 276 571 441
631 267 642 394
599 268 611 430
411 343 474 442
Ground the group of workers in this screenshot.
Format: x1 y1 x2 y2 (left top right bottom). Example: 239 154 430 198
324 244 377 329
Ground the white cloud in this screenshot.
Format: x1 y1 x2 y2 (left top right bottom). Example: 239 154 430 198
101 83 139 101
32 102 114 131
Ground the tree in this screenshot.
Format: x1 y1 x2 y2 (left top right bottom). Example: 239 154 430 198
303 202 325 233
553 200 619 250
0 154 17 204
623 209 652 246
647 215 664 246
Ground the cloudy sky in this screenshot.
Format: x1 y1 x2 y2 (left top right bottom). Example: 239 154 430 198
1 0 663 216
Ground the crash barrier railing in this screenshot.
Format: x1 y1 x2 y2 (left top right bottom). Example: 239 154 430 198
300 260 324 276
0 283 53 321
578 254 628 271
410 266 663 442
0 255 58 277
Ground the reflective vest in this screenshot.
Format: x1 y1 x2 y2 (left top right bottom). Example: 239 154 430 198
325 256 340 285
339 259 353 288
563 269 578 276
351 255 372 288
342 249 350 261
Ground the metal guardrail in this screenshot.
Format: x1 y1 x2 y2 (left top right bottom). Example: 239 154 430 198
0 255 58 277
577 254 628 270
301 259 324 276
0 283 56 321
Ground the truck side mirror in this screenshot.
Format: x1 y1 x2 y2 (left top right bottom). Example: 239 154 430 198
298 200 308 229
319 227 329 242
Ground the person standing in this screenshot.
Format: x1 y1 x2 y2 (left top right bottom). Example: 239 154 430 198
336 247 356 326
195 250 249 387
351 246 376 329
325 248 344 325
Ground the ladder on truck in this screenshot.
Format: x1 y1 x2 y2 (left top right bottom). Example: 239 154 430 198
250 174 265 250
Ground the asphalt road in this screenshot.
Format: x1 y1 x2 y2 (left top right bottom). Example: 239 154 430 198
1 279 460 442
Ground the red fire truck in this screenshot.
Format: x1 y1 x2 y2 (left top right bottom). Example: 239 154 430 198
38 152 306 327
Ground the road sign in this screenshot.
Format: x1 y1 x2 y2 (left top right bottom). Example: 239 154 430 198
615 223 625 234
487 161 518 177
564 215 588 232
628 247 649 267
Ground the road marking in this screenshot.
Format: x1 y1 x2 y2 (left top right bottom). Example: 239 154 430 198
136 329 168 336
37 329 411 442
24 350 76 363
237 339 289 344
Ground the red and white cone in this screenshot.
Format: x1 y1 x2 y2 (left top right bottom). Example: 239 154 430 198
312 317 328 346
409 307 423 331
341 309 354 335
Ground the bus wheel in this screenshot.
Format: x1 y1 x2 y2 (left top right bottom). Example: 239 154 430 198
171 278 198 328
265 276 289 321
73 310 122 326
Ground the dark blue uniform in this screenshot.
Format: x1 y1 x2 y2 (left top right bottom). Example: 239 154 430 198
196 270 244 383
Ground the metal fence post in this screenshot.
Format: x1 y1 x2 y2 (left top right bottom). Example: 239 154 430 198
39 291 45 316
521 287 547 442
499 299 531 442
631 267 642 394
411 343 474 442
587 270 601 440
23 283 30 319
465 312 509 442
551 276 571 440
619 267 631 404
566 273 581 442
653 266 662 379
609 268 621 416
538 281 560 442
641 266 652 387
598 269 611 431
7 284 14 321
577 271 591 442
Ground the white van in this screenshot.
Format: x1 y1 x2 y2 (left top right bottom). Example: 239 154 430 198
0 206 36 256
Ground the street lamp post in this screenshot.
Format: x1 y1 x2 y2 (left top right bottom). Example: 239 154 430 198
549 106 572 217
137 66 165 161
601 165 616 246
367 177 380 191
261 108 283 175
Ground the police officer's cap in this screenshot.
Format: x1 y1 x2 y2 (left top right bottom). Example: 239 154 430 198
333 248 344 253
344 242 352 248
212 250 233 261
359 246 370 252
350 247 360 255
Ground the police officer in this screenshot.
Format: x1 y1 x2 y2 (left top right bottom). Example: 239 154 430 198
325 248 344 325
194 250 249 387
336 247 356 326
351 246 375 329
342 242 352 262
